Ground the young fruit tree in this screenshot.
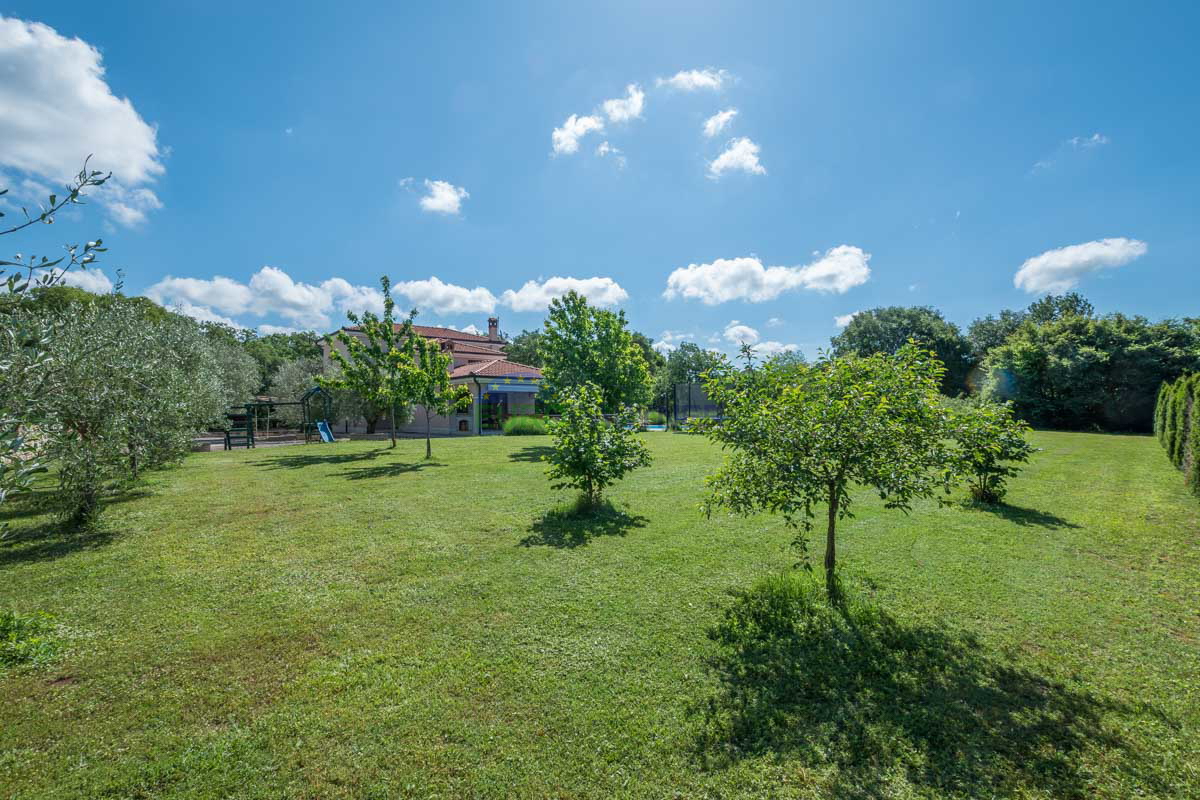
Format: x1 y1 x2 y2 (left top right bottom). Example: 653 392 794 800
546 383 651 508
702 344 957 600
947 401 1035 503
409 334 471 459
321 276 419 448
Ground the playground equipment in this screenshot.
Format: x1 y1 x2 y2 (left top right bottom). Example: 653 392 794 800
222 386 335 449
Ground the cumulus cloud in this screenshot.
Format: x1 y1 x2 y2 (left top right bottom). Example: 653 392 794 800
703 108 738 138
596 141 626 168
766 317 784 328
723 320 760 345
602 84 645 123
664 246 872 305
447 323 484 336
57 267 114 294
0 16 165 226
500 276 628 312
708 137 766 178
834 311 861 328
172 302 245 329
393 276 496 314
419 179 469 214
258 324 300 335
656 68 730 91
1014 237 1147 294
551 113 604 155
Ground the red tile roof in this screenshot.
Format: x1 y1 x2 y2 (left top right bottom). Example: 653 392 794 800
449 359 543 379
445 340 507 355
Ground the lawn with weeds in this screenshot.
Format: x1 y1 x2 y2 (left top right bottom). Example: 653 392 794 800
1 431 1197 798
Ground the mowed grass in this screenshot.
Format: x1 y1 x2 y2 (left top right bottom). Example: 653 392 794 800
1 431 1198 799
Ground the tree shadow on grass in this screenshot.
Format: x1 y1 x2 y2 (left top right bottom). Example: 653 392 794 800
340 460 448 480
250 447 388 471
966 501 1082 530
508 445 553 463
696 573 1167 798
519 500 648 548
0 520 115 567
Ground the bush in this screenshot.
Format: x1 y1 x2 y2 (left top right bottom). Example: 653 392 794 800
1157 374 1200 499
0 610 61 670
646 411 667 425
1171 379 1192 467
948 401 1035 504
1190 377 1200 495
504 415 547 436
546 384 650 507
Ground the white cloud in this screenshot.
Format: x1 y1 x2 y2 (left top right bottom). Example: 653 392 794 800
393 276 497 314
601 84 645 123
500 276 628 312
834 311 861 328
418 179 469 215
58 267 113 294
145 274 253 315
703 108 738 138
321 277 385 317
258 324 300 335
595 141 626 169
1014 237 1147 294
447 323 484 336
172 302 245 329
766 317 784 328
723 321 760 345
708 137 766 178
0 17 164 226
664 246 872 305
756 340 800 356
652 340 676 355
656 68 730 91
1069 133 1109 148
551 113 604 155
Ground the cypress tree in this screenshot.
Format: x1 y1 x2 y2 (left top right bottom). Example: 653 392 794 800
1170 379 1191 467
1155 382 1170 446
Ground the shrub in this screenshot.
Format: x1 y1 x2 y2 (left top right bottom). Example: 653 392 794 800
1155 383 1171 445
646 411 667 425
948 401 1035 504
1171 379 1191 467
546 384 650 507
0 610 61 670
504 415 547 436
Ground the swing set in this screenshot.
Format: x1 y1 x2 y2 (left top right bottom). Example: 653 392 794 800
223 386 335 449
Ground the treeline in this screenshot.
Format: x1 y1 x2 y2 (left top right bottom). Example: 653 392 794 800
832 293 1200 432
1155 375 1199 496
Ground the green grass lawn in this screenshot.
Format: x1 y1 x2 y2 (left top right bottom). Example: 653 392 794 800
1 432 1198 798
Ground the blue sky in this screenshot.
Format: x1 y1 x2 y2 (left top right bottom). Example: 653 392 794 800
2 1 1197 356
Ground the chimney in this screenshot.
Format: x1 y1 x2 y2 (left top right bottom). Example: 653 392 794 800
487 316 500 342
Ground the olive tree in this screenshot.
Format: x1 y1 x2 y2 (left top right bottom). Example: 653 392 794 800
546 384 651 508
702 344 956 600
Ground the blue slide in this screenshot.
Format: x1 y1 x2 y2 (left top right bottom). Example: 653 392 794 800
316 420 335 443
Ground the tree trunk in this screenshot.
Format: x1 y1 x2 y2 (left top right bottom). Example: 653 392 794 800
825 484 839 601
425 409 432 460
389 404 397 448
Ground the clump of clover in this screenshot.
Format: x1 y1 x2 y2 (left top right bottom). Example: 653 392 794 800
948 400 1035 504
546 383 651 509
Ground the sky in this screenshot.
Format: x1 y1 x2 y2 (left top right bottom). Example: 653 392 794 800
2 1 1197 357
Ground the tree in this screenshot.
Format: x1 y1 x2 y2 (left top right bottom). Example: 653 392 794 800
320 276 418 448
831 306 974 395
702 345 955 600
948 401 1035 503
982 314 1200 431
967 309 1027 360
1026 292 1094 324
267 357 359 428
651 341 724 411
242 331 321 391
409 334 471 459
0 161 111 512
546 384 651 508
541 291 651 412
504 329 545 368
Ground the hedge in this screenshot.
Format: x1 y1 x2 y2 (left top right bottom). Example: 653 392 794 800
1156 373 1199 496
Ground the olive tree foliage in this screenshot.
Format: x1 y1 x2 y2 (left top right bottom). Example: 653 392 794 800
701 345 957 600
320 276 420 448
0 162 111 510
947 401 1035 504
267 357 360 427
31 300 234 524
546 384 651 508
409 335 471 459
541 291 651 412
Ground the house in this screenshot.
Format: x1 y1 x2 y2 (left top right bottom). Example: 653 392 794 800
321 316 544 435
